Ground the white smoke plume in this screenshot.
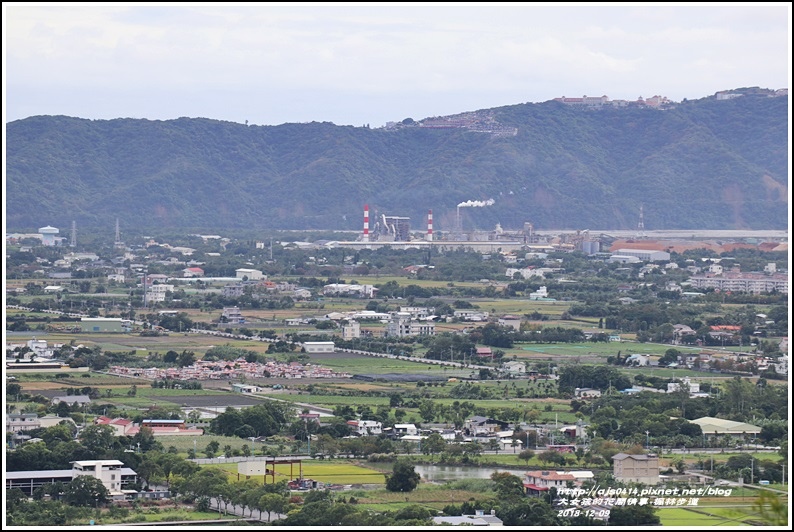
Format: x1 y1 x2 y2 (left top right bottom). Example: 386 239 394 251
457 198 496 208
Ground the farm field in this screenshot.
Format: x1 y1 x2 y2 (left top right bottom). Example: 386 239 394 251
353 484 490 510
656 504 770 526
305 353 461 375
207 460 387 485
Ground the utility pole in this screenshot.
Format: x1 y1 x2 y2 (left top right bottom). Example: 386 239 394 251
750 457 754 485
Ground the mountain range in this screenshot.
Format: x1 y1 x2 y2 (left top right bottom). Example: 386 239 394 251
5 90 788 233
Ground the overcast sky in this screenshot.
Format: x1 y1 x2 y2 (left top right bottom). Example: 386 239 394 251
4 3 791 127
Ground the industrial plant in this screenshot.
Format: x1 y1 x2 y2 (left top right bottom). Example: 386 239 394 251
329 203 549 253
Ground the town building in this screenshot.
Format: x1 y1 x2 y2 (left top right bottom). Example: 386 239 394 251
80 317 131 333
453 310 489 321
222 283 246 298
146 283 174 303
221 306 244 324
524 470 577 496
385 313 436 337
322 283 378 298
346 420 383 436
303 341 335 354
6 460 139 499
235 268 265 281
341 320 361 340
687 271 788 295
612 453 660 485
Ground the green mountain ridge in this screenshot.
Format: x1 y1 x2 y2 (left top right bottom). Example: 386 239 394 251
5 92 788 232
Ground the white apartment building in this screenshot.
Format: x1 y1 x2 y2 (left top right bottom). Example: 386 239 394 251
688 272 788 295
612 249 671 262
146 283 174 303
342 320 361 340
385 313 436 337
71 459 134 493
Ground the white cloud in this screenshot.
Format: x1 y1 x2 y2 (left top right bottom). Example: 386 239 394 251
4 3 790 126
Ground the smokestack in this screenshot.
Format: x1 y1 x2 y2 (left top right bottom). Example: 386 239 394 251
427 209 433 241
362 204 369 242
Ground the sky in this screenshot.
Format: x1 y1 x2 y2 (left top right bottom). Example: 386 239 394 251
3 3 792 128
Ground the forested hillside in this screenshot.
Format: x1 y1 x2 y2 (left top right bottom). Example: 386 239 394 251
6 93 788 232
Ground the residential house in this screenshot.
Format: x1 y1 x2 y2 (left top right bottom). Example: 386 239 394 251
221 306 244 324
391 423 418 436
346 420 382 436
51 395 91 406
574 388 601 399
453 310 489 322
524 470 577 496
182 267 204 278
612 453 660 485
385 312 436 337
221 283 245 298
94 416 136 437
502 360 526 375
464 416 510 437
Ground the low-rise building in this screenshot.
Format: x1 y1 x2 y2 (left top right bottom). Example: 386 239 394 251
303 341 335 354
524 470 577 496
80 317 131 333
236 268 265 281
612 453 660 485
385 313 436 337
221 306 244 324
6 459 138 498
346 419 382 436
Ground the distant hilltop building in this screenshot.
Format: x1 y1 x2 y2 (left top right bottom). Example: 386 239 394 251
715 87 788 100
552 94 671 108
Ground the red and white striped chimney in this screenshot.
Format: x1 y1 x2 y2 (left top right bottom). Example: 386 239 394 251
427 209 433 241
363 204 370 242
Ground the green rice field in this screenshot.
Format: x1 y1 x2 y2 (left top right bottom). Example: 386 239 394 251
657 506 762 526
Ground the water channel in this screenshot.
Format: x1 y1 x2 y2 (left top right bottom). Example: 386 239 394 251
413 464 527 482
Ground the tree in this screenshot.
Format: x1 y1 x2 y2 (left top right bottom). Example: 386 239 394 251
63 475 110 507
491 471 525 500
518 449 535 466
420 433 447 457
258 493 288 521
177 350 196 368
132 426 162 453
538 450 566 466
659 348 680 366
205 440 220 458
78 424 117 456
418 400 436 422
385 460 421 493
